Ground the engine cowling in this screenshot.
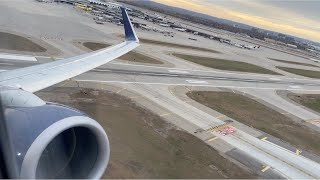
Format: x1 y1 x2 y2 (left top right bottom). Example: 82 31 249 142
1 89 109 179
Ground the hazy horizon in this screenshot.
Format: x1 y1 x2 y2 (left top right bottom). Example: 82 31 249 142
153 0 320 43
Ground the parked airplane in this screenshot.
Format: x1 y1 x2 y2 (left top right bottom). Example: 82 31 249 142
243 44 260 50
174 28 187 32
311 58 320 63
0 7 139 179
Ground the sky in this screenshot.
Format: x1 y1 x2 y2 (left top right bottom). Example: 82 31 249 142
153 0 320 42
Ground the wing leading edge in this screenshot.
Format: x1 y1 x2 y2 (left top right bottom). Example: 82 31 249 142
0 7 139 93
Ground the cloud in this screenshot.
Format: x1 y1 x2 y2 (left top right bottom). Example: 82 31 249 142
232 0 320 31
153 0 320 41
153 0 203 9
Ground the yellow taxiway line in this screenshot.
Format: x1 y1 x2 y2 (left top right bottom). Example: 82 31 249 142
207 137 219 142
261 166 271 172
206 123 233 133
304 119 320 123
261 137 268 141
160 113 172 117
296 149 301 156
215 115 226 119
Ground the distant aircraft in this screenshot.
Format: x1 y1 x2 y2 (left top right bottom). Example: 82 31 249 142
243 44 260 50
141 25 152 31
234 43 243 48
0 7 139 179
159 23 170 27
174 28 187 32
311 58 320 63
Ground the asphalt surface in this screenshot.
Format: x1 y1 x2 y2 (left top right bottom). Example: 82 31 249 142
2 59 320 91
1 0 320 178
2 56 320 179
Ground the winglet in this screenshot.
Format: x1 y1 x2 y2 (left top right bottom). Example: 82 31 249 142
121 7 139 43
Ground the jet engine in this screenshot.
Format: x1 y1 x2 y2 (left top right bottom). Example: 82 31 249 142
1 88 109 179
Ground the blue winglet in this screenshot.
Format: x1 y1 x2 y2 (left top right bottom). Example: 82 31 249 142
121 7 139 43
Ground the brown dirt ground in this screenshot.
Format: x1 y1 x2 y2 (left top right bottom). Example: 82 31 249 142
187 91 320 157
82 42 110 51
82 42 163 64
277 66 320 79
36 87 256 179
174 53 280 75
140 38 220 54
287 93 320 113
0 32 46 52
268 58 317 67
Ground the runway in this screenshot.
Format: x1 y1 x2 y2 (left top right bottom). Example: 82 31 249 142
92 67 320 86
3 58 320 178
2 50 320 179
2 59 320 92
2 0 320 178
74 62 320 178
94 83 320 179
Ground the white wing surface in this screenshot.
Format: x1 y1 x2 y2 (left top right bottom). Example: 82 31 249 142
0 7 139 93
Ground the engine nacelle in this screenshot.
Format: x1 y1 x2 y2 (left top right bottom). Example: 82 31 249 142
1 89 109 179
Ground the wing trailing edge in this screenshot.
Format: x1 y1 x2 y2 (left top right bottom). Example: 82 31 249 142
0 7 140 92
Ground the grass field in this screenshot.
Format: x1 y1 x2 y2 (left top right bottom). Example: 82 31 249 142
119 51 163 64
269 58 317 67
288 93 320 113
82 42 111 51
277 67 320 79
37 88 255 179
140 38 220 54
174 53 280 75
0 32 46 52
83 42 163 64
187 91 320 156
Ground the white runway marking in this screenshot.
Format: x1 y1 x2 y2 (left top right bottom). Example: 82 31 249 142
186 80 208 84
75 79 320 91
0 63 14 66
111 62 281 78
110 62 320 82
168 69 189 74
0 53 37 61
269 77 282 81
289 85 301 89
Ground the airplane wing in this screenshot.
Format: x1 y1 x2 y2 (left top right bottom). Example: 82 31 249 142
0 7 139 93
